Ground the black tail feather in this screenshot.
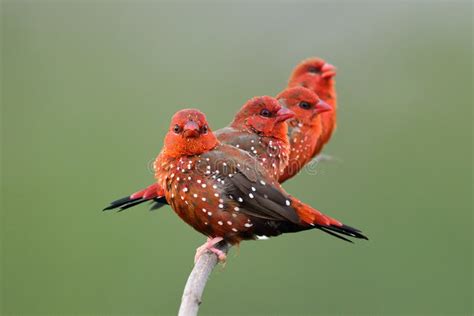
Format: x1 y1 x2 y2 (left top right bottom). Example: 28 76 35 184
149 197 168 211
116 198 149 212
104 196 147 212
317 224 369 242
318 226 354 243
103 193 169 212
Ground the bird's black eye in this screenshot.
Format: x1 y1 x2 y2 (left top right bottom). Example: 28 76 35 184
308 66 321 74
201 125 208 134
299 101 312 110
173 124 182 134
260 109 271 117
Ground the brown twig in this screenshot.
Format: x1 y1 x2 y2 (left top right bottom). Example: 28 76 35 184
178 241 230 316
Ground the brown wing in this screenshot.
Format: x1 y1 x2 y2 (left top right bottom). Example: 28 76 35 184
225 171 300 224
202 145 301 224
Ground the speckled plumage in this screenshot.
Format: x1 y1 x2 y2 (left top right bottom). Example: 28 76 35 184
151 109 367 245
215 96 292 180
155 144 301 244
103 96 293 211
277 86 331 182
215 127 289 181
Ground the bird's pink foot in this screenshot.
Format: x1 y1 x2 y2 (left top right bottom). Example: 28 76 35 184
194 237 227 263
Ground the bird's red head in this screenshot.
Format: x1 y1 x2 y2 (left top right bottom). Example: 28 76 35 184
289 57 337 81
163 109 218 158
288 58 337 97
231 96 295 140
277 87 332 126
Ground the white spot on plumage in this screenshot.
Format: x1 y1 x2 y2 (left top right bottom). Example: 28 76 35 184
218 221 223 225
218 204 224 209
207 211 212 216
286 200 291 206
244 223 253 228
226 221 232 225
249 193 254 199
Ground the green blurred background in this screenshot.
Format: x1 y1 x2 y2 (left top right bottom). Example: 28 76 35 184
1 1 472 315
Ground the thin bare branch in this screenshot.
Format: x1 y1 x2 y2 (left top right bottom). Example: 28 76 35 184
178 241 230 316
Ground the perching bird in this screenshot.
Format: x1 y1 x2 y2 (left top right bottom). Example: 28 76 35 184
104 58 337 212
215 96 294 180
104 96 297 211
277 86 331 182
152 109 367 261
287 57 337 147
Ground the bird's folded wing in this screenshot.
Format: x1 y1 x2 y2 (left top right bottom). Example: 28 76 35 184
224 170 301 224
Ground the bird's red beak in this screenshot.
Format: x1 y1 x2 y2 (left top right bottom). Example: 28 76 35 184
321 63 336 79
183 121 200 138
275 107 295 123
315 100 332 114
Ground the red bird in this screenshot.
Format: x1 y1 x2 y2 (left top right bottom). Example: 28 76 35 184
215 96 294 179
287 57 337 149
152 109 367 261
104 96 296 211
104 58 337 211
276 86 331 182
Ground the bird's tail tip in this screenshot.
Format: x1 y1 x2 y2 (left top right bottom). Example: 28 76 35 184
102 184 167 212
293 199 368 242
